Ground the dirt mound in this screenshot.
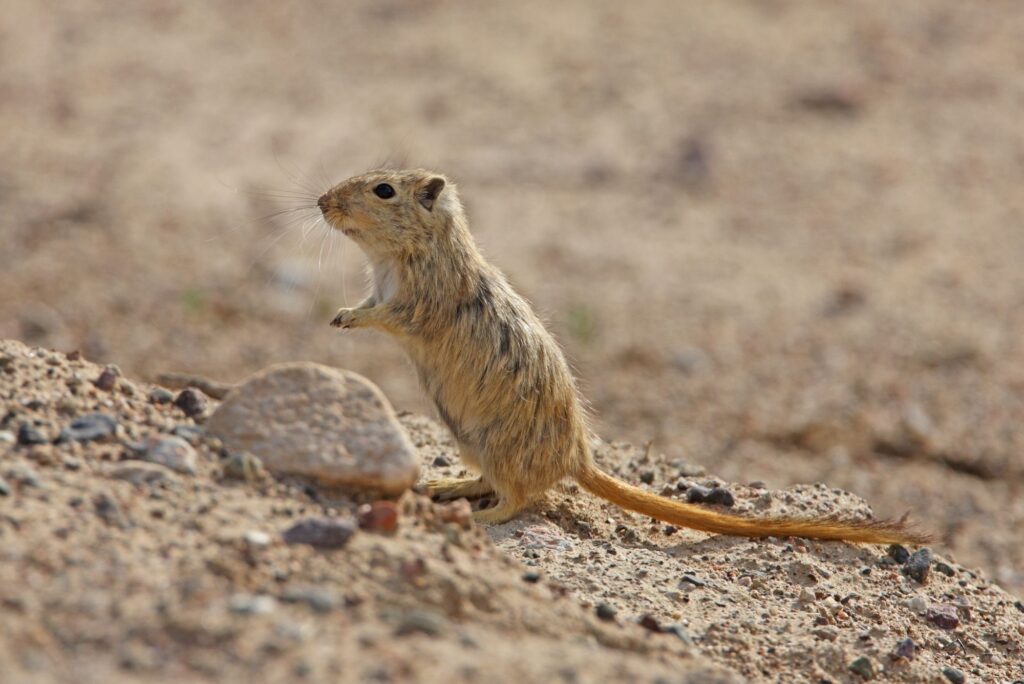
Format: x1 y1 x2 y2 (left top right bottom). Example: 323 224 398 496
1 340 1021 683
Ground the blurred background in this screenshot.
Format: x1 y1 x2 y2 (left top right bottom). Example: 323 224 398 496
1 1 1022 594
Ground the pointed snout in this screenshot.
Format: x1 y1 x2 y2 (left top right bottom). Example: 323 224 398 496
317 194 329 214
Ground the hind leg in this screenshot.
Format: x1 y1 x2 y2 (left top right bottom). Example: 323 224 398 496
425 476 493 501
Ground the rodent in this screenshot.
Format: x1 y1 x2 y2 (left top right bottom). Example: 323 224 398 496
318 168 930 544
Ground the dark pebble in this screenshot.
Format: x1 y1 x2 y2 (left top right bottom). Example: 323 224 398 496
934 561 956 577
431 455 451 467
522 571 541 584
942 667 965 684
149 388 174 404
639 470 655 485
680 574 707 588
595 603 617 621
174 389 207 418
904 548 932 584
891 637 916 660
93 365 120 391
638 614 662 632
1015 600 1024 614
58 413 117 443
848 656 874 680
686 485 735 507
887 544 910 564
282 518 356 549
17 422 48 446
925 603 960 630
663 525 678 536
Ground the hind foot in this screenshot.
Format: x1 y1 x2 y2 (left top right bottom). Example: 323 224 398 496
425 476 493 501
472 499 525 525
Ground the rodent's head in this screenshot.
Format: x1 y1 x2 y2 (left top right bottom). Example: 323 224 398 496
318 169 459 256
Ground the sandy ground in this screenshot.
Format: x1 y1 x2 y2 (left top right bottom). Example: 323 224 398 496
1 1 1023 677
2 339 1022 683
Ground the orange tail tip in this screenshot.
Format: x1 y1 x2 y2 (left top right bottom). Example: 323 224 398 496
576 465 932 545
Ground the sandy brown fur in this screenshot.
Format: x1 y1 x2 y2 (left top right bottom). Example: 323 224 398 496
318 169 930 544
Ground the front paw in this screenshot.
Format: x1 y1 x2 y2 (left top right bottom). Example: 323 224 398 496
330 308 358 329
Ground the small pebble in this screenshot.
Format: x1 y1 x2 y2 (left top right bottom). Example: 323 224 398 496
925 603 960 630
173 388 207 418
679 574 707 588
93 365 120 391
228 593 276 615
639 470 655 485
280 585 337 613
243 530 271 547
934 562 956 577
170 424 204 444
16 423 48 446
58 413 117 443
431 455 450 467
522 571 541 584
942 667 965 684
0 430 13 444
799 588 817 604
438 499 473 529
0 476 10 496
143 434 197 475
848 656 875 680
222 451 264 481
887 544 910 564
282 518 356 549
638 614 662 632
813 627 838 642
596 603 617 621
685 485 735 507
149 388 174 404
904 548 932 584
906 595 927 614
357 500 399 533
892 637 916 660
394 610 446 636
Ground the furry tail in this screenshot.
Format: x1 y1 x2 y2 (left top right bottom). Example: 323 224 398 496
576 465 931 545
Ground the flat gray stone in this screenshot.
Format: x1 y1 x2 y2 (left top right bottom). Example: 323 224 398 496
206 363 418 494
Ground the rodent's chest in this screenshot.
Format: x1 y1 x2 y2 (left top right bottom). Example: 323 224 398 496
372 262 400 303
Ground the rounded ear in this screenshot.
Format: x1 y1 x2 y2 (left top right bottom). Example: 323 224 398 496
416 177 445 211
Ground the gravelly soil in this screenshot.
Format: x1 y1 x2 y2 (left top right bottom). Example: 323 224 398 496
2 340 1022 683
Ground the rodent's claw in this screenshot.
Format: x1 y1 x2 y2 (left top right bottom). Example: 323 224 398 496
330 308 355 329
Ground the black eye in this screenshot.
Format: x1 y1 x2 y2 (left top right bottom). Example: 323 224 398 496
372 183 395 199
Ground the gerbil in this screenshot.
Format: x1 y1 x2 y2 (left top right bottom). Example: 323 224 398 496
318 168 929 543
